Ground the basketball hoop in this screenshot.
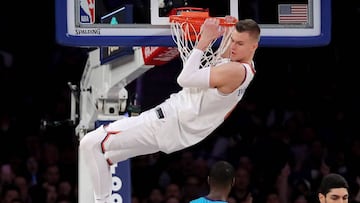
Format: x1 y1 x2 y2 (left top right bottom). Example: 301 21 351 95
169 8 237 69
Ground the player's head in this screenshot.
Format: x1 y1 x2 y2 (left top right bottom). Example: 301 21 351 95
230 19 260 62
235 19 261 42
208 161 235 190
318 173 349 203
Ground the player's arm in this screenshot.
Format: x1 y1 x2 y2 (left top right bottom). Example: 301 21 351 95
177 18 223 88
176 49 210 88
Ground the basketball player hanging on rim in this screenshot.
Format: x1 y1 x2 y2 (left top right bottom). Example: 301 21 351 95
79 17 261 203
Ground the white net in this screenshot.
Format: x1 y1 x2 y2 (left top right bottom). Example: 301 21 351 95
170 19 235 69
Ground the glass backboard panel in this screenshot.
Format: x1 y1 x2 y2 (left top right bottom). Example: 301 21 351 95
55 0 331 47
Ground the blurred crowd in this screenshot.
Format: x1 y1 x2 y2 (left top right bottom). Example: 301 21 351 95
0 45 86 203
2 42 360 203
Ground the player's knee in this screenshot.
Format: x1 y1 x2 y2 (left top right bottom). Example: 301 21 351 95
79 129 101 152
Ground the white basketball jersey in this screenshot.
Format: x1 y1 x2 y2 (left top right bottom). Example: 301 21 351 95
156 62 255 153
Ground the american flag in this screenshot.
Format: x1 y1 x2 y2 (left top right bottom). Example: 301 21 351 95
278 4 308 24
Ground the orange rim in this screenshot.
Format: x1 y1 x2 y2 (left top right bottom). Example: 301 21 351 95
170 13 236 28
169 13 237 41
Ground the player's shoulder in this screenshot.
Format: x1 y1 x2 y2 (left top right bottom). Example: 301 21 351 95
190 196 227 203
190 196 207 203
241 61 256 74
225 61 247 73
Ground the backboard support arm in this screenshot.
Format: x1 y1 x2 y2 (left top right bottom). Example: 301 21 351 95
72 47 154 139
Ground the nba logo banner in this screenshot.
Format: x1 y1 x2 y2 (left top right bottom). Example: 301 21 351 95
278 4 308 24
80 0 96 23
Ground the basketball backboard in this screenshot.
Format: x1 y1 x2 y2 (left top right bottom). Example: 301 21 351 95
55 0 331 47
